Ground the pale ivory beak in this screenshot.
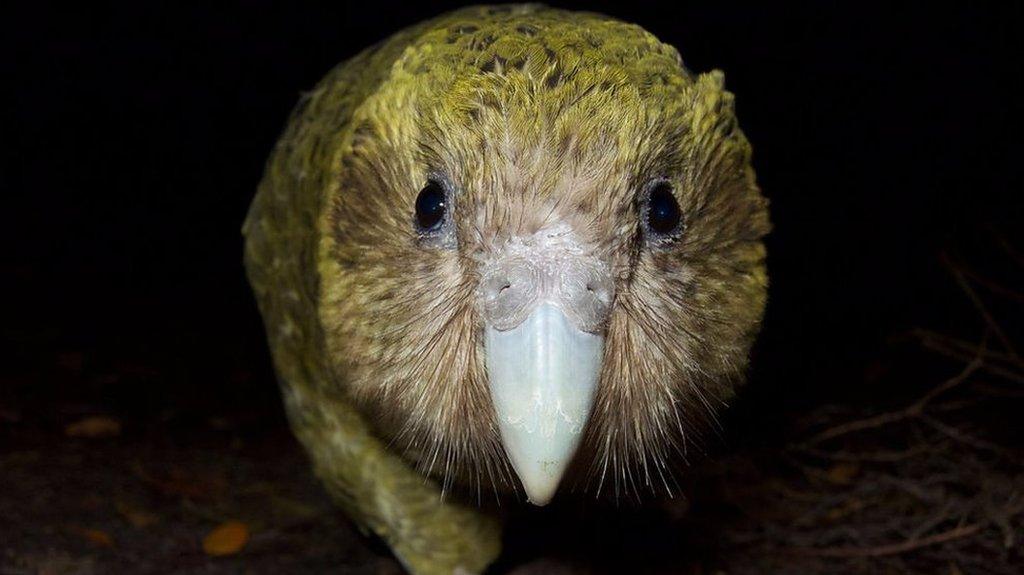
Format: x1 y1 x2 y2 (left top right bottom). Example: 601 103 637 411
484 303 603 505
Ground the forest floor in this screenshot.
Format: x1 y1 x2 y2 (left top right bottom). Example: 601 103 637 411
2 258 1021 574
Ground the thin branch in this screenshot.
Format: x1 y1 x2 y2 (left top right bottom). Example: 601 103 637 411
919 414 1006 454
799 409 913 447
916 337 1024 384
796 445 930 463
960 265 1024 303
800 350 984 447
788 522 982 558
912 329 1023 367
943 253 1019 359
995 233 1024 269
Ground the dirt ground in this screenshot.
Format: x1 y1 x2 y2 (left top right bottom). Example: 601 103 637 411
0 424 403 574
3 337 1021 574
2 256 1022 574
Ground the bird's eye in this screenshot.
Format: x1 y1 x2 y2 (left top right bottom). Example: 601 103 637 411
644 181 683 238
415 179 447 232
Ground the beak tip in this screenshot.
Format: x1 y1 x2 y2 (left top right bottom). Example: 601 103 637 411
527 494 554 507
512 459 564 506
485 304 604 510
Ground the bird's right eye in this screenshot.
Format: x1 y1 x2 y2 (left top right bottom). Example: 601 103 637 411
644 181 682 237
415 180 447 232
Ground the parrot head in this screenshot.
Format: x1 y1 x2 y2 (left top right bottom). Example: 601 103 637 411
319 6 769 505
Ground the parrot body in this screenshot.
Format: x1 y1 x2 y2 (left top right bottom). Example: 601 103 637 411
244 5 768 574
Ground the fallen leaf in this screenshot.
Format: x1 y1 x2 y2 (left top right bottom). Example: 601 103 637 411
65 416 121 438
116 500 158 528
72 526 115 548
824 462 860 485
203 520 249 556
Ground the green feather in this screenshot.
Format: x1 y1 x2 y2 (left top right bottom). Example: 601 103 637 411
244 5 766 573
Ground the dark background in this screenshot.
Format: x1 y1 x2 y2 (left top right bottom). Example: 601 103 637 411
5 1 1020 421
2 2 1021 571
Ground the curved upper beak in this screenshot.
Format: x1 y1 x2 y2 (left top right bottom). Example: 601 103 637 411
484 303 604 505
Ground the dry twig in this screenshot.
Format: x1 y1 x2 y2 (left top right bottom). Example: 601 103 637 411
800 347 985 447
788 522 982 558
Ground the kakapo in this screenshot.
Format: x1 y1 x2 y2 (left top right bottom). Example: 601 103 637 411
244 4 768 574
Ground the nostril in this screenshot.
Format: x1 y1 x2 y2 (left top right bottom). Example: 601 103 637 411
585 281 611 305
481 273 513 302
479 263 539 331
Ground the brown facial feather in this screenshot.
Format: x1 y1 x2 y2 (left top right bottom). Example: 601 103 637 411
314 8 769 499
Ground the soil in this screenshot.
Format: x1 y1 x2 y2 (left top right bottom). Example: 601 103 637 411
2 255 1021 574
3 341 1021 575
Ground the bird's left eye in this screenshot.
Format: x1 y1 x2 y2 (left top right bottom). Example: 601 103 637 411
415 179 447 232
643 180 683 238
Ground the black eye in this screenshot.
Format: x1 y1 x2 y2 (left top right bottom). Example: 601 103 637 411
645 181 682 236
415 180 447 232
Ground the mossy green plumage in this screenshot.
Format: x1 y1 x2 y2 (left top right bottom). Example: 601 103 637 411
244 4 767 574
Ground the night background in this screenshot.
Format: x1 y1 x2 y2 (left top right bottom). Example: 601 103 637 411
3 2 1021 574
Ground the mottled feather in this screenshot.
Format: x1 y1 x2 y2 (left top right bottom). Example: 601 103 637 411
244 5 768 573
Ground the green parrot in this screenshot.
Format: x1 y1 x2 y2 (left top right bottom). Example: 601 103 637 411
243 4 768 574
